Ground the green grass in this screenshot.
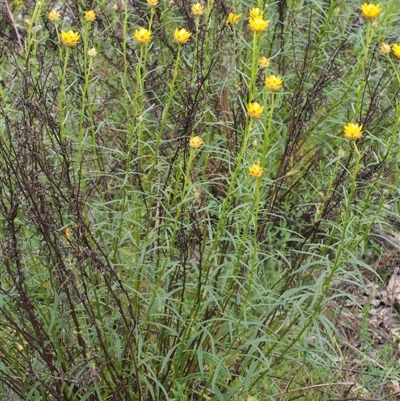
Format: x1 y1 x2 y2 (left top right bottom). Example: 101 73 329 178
0 0 400 399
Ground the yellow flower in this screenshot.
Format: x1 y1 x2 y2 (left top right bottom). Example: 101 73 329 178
191 2 204 15
343 122 363 140
265 75 283 90
147 0 158 5
249 7 263 18
258 56 270 67
48 10 60 22
61 30 80 47
65 228 71 241
174 28 191 44
189 136 203 149
87 47 97 57
226 12 242 25
84 10 96 21
247 102 264 118
249 17 269 33
133 27 152 44
361 3 381 19
392 44 400 59
249 162 263 178
380 43 390 54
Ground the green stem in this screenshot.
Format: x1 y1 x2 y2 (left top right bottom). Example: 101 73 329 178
59 47 71 143
145 147 197 338
249 32 260 98
355 20 373 116
147 45 183 183
111 43 148 264
261 91 275 162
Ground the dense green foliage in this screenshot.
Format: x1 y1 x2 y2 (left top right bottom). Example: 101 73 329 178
0 0 400 399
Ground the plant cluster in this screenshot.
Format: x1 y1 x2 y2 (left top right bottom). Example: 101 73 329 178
0 0 400 400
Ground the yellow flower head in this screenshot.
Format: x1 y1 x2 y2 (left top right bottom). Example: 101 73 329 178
226 12 242 25
380 43 391 54
174 28 191 44
65 228 71 241
87 47 97 57
133 27 152 44
249 17 269 33
392 44 400 59
147 0 158 6
191 2 204 15
361 3 381 19
189 136 203 149
247 102 264 118
48 10 60 22
249 8 263 18
84 10 96 21
265 75 283 90
61 30 80 47
343 122 363 140
249 162 263 178
258 56 270 67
